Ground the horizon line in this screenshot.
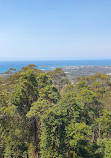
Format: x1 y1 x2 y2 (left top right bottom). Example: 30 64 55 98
0 58 111 61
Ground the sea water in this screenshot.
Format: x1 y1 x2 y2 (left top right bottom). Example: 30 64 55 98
0 59 111 73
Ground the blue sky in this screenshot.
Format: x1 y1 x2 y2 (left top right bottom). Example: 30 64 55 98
0 0 111 60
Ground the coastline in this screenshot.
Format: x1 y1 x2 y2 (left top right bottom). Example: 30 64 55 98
1 65 111 80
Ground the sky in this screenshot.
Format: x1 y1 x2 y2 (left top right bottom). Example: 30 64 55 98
0 0 111 61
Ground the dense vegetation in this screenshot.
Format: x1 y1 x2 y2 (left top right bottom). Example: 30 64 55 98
0 64 111 158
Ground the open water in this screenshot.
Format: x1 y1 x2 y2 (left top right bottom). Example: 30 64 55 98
0 59 111 73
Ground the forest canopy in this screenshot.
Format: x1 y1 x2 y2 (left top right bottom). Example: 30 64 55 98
0 65 111 158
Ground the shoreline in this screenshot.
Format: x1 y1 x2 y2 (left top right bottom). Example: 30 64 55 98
1 65 111 79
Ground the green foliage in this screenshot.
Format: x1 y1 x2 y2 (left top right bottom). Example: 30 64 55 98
47 68 69 90
10 69 38 114
104 139 111 158
5 67 17 74
40 105 66 158
1 67 111 158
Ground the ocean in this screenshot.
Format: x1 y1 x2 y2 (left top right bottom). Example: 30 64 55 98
0 59 111 73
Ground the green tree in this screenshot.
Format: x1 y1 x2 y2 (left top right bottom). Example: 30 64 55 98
47 68 69 90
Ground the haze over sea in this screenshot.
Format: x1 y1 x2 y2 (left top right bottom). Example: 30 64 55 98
0 59 111 73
